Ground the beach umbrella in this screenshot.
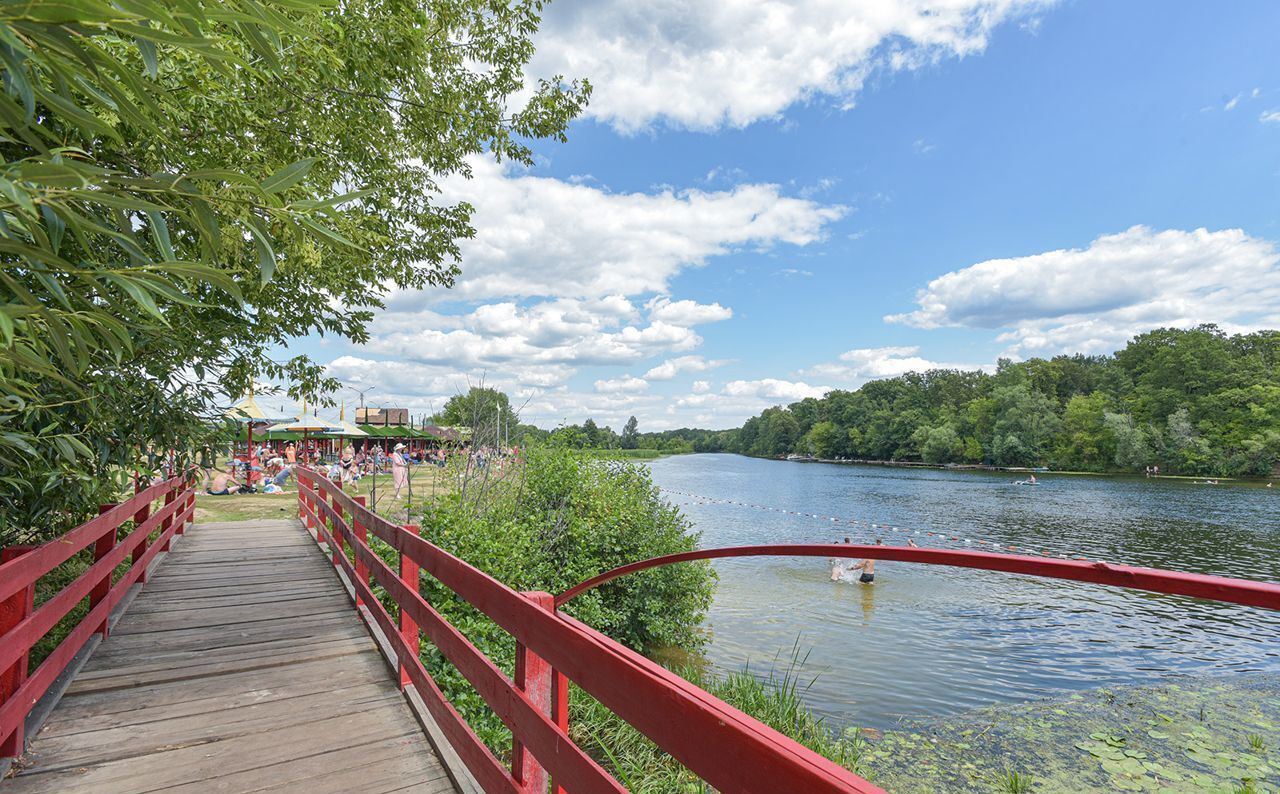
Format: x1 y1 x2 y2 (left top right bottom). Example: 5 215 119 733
319 403 368 439
225 391 294 457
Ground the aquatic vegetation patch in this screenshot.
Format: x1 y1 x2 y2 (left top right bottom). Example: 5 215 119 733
857 675 1278 792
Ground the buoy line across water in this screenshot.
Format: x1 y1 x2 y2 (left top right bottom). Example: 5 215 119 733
658 486 1099 562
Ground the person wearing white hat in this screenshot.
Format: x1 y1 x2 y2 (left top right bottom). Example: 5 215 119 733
391 442 409 499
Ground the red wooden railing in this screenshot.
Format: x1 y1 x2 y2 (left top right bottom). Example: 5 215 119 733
0 474 197 758
556 545 1280 611
295 467 881 794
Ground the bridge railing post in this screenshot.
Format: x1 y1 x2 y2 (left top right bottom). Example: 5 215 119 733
330 495 344 567
512 591 556 794
90 504 118 637
352 497 369 607
132 479 151 583
0 545 35 757
159 488 177 552
398 525 420 690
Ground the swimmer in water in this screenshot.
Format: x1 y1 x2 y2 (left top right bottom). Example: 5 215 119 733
829 537 853 580
845 539 885 584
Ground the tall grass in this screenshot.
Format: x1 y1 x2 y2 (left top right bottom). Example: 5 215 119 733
570 644 870 792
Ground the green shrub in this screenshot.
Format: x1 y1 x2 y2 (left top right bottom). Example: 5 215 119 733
406 445 716 752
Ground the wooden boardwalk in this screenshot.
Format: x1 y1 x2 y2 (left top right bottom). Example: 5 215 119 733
4 518 459 794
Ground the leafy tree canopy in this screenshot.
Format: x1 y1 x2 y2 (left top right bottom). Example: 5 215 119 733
1 0 588 542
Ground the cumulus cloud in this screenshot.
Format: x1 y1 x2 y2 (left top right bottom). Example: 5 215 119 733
594 375 650 393
723 378 830 401
642 355 731 380
802 346 984 383
646 298 734 326
368 298 704 368
887 226 1280 356
429 157 845 301
1261 109 1280 124
531 0 1050 132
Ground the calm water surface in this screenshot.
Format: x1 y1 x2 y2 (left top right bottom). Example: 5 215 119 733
645 454 1280 729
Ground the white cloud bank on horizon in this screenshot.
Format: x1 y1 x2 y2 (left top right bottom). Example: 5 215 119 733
802 345 986 382
887 226 1280 356
531 0 1052 132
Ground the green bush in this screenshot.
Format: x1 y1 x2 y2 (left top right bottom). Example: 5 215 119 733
405 445 716 752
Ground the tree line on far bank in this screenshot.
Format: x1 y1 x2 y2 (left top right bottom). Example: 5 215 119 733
720 325 1280 477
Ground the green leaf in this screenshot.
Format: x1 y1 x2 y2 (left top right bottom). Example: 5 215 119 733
136 37 158 79
261 158 316 194
146 211 175 260
299 216 362 250
246 215 277 282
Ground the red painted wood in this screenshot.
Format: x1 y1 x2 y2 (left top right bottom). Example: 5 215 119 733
0 477 192 760
131 480 151 582
160 489 176 552
0 477 177 605
554 545 1280 611
0 546 35 757
90 503 118 637
330 496 345 568
344 520 625 793
352 496 369 607
0 494 185 679
302 469 864 793
552 668 569 794
399 524 421 691
513 592 554 794
344 560 520 794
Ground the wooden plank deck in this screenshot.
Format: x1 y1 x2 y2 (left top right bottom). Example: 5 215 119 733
3 519 459 794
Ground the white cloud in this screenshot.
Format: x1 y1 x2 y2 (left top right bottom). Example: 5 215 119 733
594 376 650 394
369 299 704 369
643 355 730 381
429 157 845 301
887 226 1280 356
723 378 830 401
531 0 1050 132
1224 94 1241 111
646 298 734 326
801 346 983 383
691 380 712 394
1261 109 1280 124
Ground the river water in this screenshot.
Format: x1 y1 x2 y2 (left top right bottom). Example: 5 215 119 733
645 454 1280 730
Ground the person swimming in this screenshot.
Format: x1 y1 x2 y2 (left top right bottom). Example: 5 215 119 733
830 537 852 580
845 539 885 584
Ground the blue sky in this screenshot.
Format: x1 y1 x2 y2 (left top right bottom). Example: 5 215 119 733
293 0 1280 431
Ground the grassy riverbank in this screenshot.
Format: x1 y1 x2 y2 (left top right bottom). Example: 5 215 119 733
193 464 453 523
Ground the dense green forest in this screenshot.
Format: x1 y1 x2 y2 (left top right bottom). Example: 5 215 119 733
561 326 1280 477
727 326 1280 476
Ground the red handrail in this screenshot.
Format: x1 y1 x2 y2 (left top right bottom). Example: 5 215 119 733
296 468 882 794
0 473 197 758
555 545 1280 610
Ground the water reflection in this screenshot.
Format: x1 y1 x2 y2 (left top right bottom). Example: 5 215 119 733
648 455 1280 729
